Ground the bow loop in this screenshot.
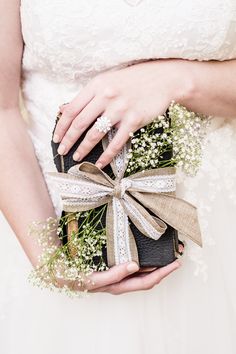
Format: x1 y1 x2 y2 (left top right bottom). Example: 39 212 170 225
70 161 114 189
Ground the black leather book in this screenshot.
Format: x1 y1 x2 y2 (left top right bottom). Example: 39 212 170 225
51 116 180 268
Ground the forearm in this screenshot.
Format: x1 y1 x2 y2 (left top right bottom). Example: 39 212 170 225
0 108 60 267
175 58 236 118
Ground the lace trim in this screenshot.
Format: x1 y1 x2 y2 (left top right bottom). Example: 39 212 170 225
130 174 176 193
123 195 163 240
108 128 128 178
113 198 132 264
56 176 113 201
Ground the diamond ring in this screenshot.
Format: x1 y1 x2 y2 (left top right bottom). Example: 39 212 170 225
94 115 112 134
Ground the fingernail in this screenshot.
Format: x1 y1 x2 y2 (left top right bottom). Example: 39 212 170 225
127 262 139 273
59 102 69 109
53 134 60 143
73 152 80 161
57 144 66 155
96 162 103 169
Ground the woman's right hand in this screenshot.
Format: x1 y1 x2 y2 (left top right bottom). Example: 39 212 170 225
54 259 181 295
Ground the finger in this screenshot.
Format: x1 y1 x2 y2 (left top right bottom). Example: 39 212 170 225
97 260 181 294
84 261 140 291
94 260 181 295
57 97 105 156
94 119 137 169
56 103 69 117
177 241 185 256
53 86 95 144
59 103 70 112
72 113 120 162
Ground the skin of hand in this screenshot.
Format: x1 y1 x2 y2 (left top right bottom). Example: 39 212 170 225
88 259 183 295
53 59 191 169
53 258 182 295
53 58 236 170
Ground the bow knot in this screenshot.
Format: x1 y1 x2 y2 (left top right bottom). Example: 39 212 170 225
113 179 132 199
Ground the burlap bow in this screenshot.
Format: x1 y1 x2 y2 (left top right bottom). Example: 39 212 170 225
48 130 202 266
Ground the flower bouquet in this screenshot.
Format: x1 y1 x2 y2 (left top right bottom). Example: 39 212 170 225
28 101 209 295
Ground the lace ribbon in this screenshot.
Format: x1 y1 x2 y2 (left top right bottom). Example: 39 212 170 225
47 131 202 266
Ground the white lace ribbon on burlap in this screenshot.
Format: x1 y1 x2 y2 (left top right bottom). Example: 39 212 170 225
47 129 202 266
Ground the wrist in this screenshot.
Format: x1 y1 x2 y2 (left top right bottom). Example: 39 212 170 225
170 59 199 109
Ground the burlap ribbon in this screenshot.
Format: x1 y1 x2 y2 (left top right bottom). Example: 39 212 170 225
48 130 202 266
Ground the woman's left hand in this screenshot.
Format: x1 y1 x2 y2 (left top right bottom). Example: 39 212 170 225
53 59 192 168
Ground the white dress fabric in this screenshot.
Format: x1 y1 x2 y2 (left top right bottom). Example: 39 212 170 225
1 1 236 353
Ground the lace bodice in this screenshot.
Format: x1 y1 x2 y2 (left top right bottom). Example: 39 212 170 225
20 0 236 83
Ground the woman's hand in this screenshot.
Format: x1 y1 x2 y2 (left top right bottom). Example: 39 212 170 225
54 259 181 295
53 59 192 169
88 259 181 295
53 59 236 168
87 243 183 294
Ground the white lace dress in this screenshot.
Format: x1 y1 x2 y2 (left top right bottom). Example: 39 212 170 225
1 1 236 353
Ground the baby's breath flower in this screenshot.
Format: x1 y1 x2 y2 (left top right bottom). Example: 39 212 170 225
28 207 108 297
125 101 209 176
168 101 209 176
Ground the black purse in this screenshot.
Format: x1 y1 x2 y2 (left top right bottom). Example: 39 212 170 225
51 113 183 269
